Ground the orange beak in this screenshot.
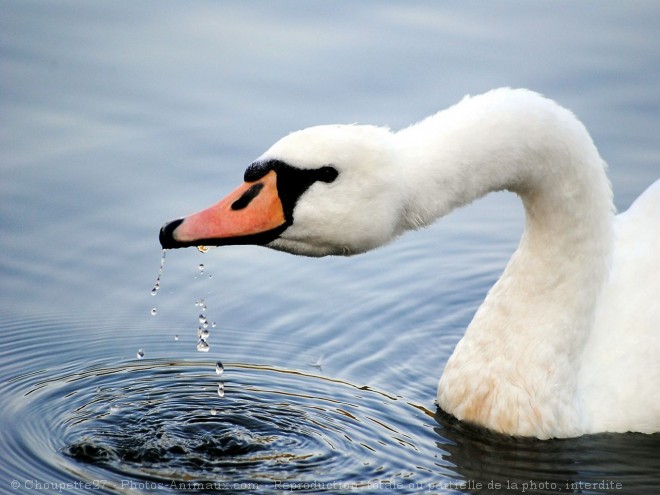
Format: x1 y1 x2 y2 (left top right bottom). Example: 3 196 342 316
159 170 287 249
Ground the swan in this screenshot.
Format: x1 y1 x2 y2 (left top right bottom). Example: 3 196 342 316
160 88 660 439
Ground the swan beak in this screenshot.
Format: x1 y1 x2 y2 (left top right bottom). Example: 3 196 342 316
159 170 287 249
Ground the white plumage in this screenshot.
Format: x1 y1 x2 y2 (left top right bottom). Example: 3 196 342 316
260 89 659 438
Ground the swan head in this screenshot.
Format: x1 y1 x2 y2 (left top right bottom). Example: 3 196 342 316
160 124 404 256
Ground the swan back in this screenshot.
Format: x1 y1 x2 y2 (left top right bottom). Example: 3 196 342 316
579 179 660 434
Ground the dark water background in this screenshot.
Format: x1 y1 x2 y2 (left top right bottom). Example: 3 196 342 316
1 2 659 494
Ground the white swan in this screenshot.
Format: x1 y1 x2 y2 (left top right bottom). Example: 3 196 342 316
160 88 660 439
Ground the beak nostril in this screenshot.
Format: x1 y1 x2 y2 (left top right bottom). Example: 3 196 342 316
231 183 264 211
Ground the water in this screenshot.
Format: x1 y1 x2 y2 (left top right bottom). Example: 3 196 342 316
151 250 167 297
2 2 660 494
196 339 210 353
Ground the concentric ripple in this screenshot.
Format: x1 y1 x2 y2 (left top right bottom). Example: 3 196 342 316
2 314 659 494
2 357 442 494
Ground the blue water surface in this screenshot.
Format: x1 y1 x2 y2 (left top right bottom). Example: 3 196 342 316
1 2 659 494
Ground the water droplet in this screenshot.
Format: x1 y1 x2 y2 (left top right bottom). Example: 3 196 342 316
210 408 217 416
217 382 225 398
199 328 210 340
215 361 224 375
174 335 179 341
198 263 204 274
150 250 167 296
197 245 208 253
137 349 144 359
150 307 157 316
196 339 210 352
199 314 206 324
211 321 217 328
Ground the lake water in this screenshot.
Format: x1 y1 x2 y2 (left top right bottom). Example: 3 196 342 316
1 2 659 494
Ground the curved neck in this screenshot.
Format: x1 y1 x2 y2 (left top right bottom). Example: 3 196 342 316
396 90 615 437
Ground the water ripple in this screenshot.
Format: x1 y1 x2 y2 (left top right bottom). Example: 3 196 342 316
2 314 659 494
2 356 442 494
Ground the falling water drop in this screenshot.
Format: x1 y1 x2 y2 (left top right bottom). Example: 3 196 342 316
174 335 179 341
198 263 204 274
151 249 167 296
210 408 217 416
199 328 210 340
217 382 225 398
150 308 157 316
137 349 145 359
215 361 224 375
196 339 210 352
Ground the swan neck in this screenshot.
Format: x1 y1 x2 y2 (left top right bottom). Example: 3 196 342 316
395 90 614 274
400 90 615 437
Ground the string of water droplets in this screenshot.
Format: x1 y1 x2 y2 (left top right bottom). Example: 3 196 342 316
194 297 213 352
194 256 225 398
151 249 167 297
146 248 225 404
140 249 168 359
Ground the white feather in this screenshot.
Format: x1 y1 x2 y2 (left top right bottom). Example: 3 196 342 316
259 88 659 438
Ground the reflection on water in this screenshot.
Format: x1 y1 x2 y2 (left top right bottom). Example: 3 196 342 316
435 411 660 494
2 1 660 494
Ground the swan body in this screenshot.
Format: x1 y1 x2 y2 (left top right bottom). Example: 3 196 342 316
160 88 660 439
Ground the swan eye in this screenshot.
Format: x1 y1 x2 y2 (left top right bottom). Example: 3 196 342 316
231 183 264 210
243 159 339 224
316 166 339 183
